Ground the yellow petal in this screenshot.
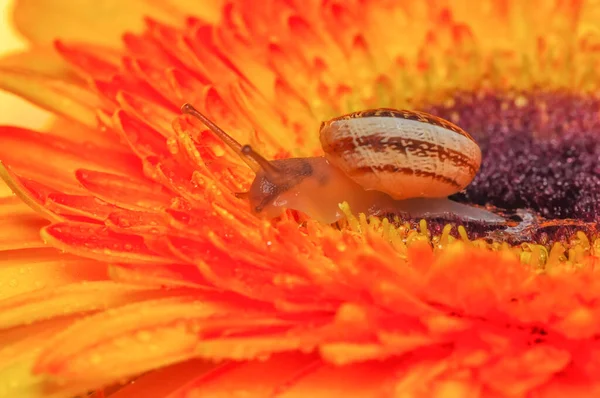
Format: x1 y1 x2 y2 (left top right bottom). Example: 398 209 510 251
0 46 74 79
11 0 221 47
0 180 11 197
0 317 78 398
0 281 164 329
0 248 108 301
35 295 243 383
0 68 101 128
0 317 133 398
0 196 48 251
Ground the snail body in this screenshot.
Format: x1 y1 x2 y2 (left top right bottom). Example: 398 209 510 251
181 104 504 225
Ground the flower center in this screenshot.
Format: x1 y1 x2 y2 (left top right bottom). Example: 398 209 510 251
425 90 600 223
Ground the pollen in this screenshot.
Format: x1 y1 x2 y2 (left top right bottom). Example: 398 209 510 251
426 90 600 223
337 201 599 270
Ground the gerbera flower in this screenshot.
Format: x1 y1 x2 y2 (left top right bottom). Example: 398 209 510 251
1 0 600 396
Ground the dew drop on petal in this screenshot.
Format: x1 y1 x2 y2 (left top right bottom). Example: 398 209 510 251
213 144 225 157
136 330 153 342
90 353 102 365
167 137 179 155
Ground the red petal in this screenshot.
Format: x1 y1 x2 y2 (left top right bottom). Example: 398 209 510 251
123 59 183 108
168 355 402 398
54 40 121 80
0 126 143 191
116 91 177 137
114 109 171 158
105 209 169 235
45 193 118 221
0 165 66 220
41 222 174 264
75 169 173 211
107 359 216 398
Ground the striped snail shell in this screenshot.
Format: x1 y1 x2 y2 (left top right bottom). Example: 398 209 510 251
319 108 482 200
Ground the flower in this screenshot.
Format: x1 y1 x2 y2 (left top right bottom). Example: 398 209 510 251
1 0 600 396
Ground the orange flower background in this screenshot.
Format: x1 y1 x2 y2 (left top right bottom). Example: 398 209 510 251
2 0 600 397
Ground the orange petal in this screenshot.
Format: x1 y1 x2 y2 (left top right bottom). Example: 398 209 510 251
12 0 180 47
0 248 108 301
0 165 65 221
478 344 571 396
275 360 401 398
0 317 90 397
145 0 224 24
0 196 48 251
538 371 600 398
320 338 434 366
0 281 167 329
169 355 399 398
107 359 216 398
108 262 208 288
166 354 318 398
54 40 122 80
46 116 130 153
0 44 76 84
41 221 174 264
0 179 12 197
34 294 259 382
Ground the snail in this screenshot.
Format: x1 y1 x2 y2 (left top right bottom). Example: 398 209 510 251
181 104 505 225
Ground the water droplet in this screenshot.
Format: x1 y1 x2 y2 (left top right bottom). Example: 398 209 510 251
90 353 102 364
166 137 179 154
213 145 225 157
136 330 152 342
514 95 528 108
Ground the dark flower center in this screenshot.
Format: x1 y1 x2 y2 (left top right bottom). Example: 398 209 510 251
425 90 600 223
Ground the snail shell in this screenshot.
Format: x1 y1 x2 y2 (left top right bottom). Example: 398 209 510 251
319 108 482 200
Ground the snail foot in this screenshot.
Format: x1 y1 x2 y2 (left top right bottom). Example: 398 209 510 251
485 209 540 243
